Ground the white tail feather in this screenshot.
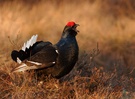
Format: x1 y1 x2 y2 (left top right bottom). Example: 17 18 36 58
27 61 42 65
30 35 35 46
13 63 38 72
22 34 38 51
17 57 22 64
12 60 56 72
13 60 42 72
22 43 26 51
26 41 30 49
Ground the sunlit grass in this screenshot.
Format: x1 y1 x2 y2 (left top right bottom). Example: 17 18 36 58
0 0 135 98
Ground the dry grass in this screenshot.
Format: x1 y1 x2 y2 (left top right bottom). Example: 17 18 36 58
0 0 135 98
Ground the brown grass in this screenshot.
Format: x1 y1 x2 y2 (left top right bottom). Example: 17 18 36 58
0 0 135 98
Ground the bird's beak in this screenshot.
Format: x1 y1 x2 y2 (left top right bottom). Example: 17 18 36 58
75 24 80 32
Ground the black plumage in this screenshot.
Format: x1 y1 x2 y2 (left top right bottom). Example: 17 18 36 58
11 21 79 78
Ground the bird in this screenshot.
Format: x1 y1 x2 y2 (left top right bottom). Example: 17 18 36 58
11 21 79 79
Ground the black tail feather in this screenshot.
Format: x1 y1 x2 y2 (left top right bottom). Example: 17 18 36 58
11 41 52 62
11 50 18 62
11 50 28 62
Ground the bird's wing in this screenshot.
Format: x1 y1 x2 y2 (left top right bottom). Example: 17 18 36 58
12 44 58 73
29 44 58 63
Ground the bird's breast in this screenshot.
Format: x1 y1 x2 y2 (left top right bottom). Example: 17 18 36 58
57 41 78 64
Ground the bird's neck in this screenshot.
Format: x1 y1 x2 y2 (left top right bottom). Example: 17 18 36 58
61 34 74 39
56 35 77 47
61 30 77 39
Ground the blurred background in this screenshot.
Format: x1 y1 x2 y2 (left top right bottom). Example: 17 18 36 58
1 0 135 69
0 0 135 45
0 0 135 49
0 0 135 98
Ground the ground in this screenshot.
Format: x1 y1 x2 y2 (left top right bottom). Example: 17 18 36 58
0 0 135 99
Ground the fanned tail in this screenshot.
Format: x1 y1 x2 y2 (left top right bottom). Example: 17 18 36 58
11 34 38 62
22 34 38 51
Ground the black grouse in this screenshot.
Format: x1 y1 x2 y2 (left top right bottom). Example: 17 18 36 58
11 21 79 78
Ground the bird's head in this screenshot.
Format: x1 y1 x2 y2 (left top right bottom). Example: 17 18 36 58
62 21 79 38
